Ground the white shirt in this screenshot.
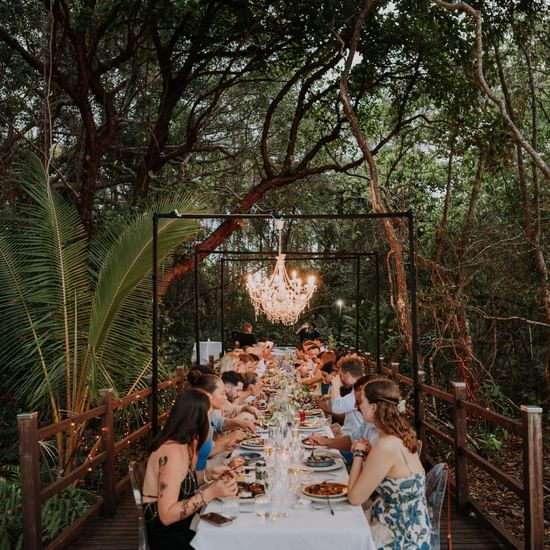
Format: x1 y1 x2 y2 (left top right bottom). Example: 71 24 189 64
331 391 356 414
350 420 379 445
341 409 364 436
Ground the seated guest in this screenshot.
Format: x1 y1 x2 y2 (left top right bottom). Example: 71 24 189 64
309 376 379 453
236 372 264 406
236 352 257 374
142 389 238 550
187 371 255 456
330 354 366 414
218 350 241 374
347 379 431 548
302 350 336 390
233 322 257 348
221 371 259 418
319 360 335 395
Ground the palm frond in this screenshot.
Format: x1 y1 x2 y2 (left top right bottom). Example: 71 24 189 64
88 192 203 353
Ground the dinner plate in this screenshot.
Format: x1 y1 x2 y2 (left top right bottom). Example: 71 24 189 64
304 455 336 468
238 451 262 462
304 408 324 417
301 437 327 450
298 419 325 431
240 438 265 450
302 482 348 502
301 457 344 472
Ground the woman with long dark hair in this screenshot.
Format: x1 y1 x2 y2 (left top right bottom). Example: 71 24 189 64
142 389 238 550
347 379 431 549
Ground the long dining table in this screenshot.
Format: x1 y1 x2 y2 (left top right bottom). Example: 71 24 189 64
191 426 376 550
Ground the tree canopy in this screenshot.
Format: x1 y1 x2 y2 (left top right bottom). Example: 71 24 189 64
1 0 549 414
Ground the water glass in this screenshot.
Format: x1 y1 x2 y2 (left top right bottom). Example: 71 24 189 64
221 498 239 520
254 494 272 519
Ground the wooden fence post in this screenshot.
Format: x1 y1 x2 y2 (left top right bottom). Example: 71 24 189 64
18 412 42 550
521 405 544 550
176 366 187 394
452 382 469 513
390 362 399 380
417 371 426 461
99 389 116 517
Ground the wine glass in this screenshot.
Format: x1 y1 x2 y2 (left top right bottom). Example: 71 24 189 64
254 494 272 518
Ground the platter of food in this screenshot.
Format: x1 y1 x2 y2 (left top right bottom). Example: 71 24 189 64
237 481 266 500
302 482 348 502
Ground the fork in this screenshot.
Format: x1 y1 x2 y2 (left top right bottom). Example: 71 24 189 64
326 496 335 516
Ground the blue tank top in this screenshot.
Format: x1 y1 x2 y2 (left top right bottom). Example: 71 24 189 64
196 438 213 471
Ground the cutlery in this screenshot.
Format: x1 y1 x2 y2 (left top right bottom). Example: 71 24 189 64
326 495 335 515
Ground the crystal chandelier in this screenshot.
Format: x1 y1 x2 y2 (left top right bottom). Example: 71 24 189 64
246 220 317 325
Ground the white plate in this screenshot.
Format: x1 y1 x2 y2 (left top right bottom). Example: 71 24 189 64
240 442 265 450
302 482 348 501
298 421 325 431
301 458 344 472
304 493 349 503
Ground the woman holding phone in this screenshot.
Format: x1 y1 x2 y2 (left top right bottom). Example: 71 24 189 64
142 389 238 550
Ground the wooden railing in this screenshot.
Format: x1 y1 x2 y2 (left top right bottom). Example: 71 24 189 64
381 362 545 550
19 362 545 549
18 369 187 550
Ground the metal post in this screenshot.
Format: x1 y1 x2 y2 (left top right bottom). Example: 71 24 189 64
375 252 381 374
336 300 343 342
355 256 360 350
221 257 225 354
408 211 420 436
194 248 200 366
152 215 159 436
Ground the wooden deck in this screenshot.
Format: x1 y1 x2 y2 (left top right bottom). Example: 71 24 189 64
70 491 507 550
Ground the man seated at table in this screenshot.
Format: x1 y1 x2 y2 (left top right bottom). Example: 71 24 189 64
296 343 321 378
328 354 366 415
235 372 265 406
221 371 259 419
308 375 381 455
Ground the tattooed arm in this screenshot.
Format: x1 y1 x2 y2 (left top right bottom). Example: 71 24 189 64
156 443 238 526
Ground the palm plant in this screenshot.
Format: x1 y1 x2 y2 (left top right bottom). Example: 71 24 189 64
0 154 203 469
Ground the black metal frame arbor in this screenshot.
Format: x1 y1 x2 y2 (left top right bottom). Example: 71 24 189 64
192 249 380 365
152 212 419 435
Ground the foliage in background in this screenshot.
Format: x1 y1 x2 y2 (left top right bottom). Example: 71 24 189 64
0 154 203 469
0 466 93 550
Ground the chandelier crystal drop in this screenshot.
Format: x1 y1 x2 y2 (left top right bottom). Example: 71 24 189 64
246 220 317 325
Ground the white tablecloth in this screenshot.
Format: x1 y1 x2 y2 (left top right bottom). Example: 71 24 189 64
191 428 375 550
191 341 222 365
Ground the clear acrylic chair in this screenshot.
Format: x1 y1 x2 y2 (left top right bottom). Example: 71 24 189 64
425 462 448 550
129 461 150 550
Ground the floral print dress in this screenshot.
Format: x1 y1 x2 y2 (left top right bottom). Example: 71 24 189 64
368 453 431 549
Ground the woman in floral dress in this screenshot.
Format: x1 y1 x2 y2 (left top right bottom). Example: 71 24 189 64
347 379 431 549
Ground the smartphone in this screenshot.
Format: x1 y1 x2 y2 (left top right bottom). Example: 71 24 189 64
200 512 234 527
